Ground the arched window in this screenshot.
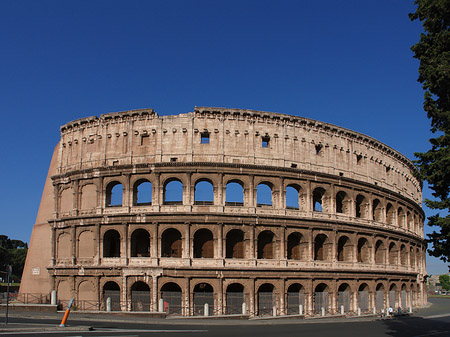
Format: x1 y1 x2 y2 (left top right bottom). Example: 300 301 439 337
358 284 369 312
375 284 385 312
160 282 182 315
194 180 214 205
314 234 329 261
225 181 244 206
106 182 123 207
357 238 370 263
407 212 413 231
287 283 305 315
226 229 245 259
103 281 121 311
131 281 150 311
257 231 274 259
398 207 405 228
386 203 395 225
375 240 386 264
287 232 304 260
389 242 398 265
337 236 352 262
314 283 329 314
193 229 214 258
335 191 349 214
164 179 183 205
400 245 408 266
410 247 416 268
103 229 120 257
226 283 245 315
133 179 152 205
338 283 351 313
193 283 214 316
257 283 274 316
257 183 272 207
389 284 397 308
286 185 301 210
373 199 382 222
161 228 182 258
313 188 326 212
355 194 367 218
130 229 150 257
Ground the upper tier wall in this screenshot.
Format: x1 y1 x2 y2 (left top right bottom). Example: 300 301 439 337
58 107 422 206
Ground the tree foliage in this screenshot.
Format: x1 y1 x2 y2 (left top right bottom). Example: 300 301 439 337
0 235 28 281
439 274 450 291
410 0 450 265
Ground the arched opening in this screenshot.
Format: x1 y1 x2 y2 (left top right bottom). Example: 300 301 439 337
133 179 152 205
225 181 244 206
161 228 182 258
257 230 275 259
226 229 245 259
313 188 326 212
358 284 369 313
226 283 244 315
375 240 386 264
314 283 329 314
398 207 405 228
357 238 370 263
193 229 214 258
194 180 214 205
131 281 150 311
373 199 382 222
103 230 120 257
338 283 351 313
314 234 329 261
389 243 398 265
103 281 121 311
375 284 385 312
410 247 416 268
386 203 395 225
257 283 274 316
337 236 352 262
106 182 123 207
193 283 214 316
401 284 408 308
287 283 305 315
287 232 305 260
164 179 183 205
407 212 413 231
286 185 301 210
336 191 349 214
257 183 272 207
355 194 367 218
130 229 150 257
400 245 408 266
160 282 182 315
389 284 397 308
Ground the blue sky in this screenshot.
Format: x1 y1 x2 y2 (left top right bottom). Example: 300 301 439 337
0 0 447 274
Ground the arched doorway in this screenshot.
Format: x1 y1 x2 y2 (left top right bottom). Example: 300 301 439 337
375 284 385 312
337 283 351 313
225 283 244 315
160 282 182 315
257 283 275 316
103 281 121 311
314 283 329 314
131 281 150 311
193 283 214 316
286 283 305 315
358 284 369 313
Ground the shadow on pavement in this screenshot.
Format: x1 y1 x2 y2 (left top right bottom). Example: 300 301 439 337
381 316 450 337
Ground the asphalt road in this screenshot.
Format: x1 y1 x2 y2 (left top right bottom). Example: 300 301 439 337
1 297 450 337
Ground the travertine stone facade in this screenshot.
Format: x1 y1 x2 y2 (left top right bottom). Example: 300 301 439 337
20 107 426 316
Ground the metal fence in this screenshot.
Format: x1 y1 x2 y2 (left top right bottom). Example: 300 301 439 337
358 291 369 312
160 291 182 315
226 292 244 315
193 292 214 316
13 293 50 304
258 292 274 316
389 291 396 308
401 290 407 308
103 290 121 311
375 291 384 312
338 291 350 313
131 291 151 311
314 292 329 314
286 292 305 315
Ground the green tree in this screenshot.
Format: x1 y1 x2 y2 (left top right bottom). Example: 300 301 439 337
439 274 450 291
410 0 450 265
0 235 28 281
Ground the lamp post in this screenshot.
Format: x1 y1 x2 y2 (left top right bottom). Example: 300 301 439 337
1 265 12 325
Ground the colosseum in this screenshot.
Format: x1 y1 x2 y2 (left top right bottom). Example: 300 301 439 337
20 107 427 317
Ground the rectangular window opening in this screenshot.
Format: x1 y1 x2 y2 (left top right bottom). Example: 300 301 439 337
262 136 270 148
201 133 210 144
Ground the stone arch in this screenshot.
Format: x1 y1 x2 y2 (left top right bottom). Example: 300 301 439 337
373 198 382 222
161 228 182 258
80 183 97 210
337 235 353 262
163 178 183 205
357 238 370 263
386 203 395 225
106 181 123 207
337 283 352 313
160 282 183 315
225 283 245 315
130 228 150 257
314 283 330 314
193 282 214 316
103 281 121 311
314 234 330 261
257 283 275 316
103 229 120 258
60 187 73 214
358 283 370 312
130 281 151 311
398 207 405 228
410 246 416 268
77 280 97 309
286 184 301 210
389 284 398 308
257 230 275 259
57 233 72 259
256 182 273 206
313 187 326 212
133 179 152 205
193 228 214 258
225 229 245 259
77 230 95 259
194 179 214 205
287 232 306 260
375 283 385 311
389 242 398 265
336 191 350 215
57 280 72 301
286 283 306 315
355 194 368 219
400 244 408 266
225 180 244 206
375 240 386 264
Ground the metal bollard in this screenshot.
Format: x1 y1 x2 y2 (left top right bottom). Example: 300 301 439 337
51 290 57 306
299 304 303 315
106 297 112 312
204 303 209 317
159 298 164 312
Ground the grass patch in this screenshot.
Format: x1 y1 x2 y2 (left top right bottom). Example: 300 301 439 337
428 295 450 298
0 283 20 287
